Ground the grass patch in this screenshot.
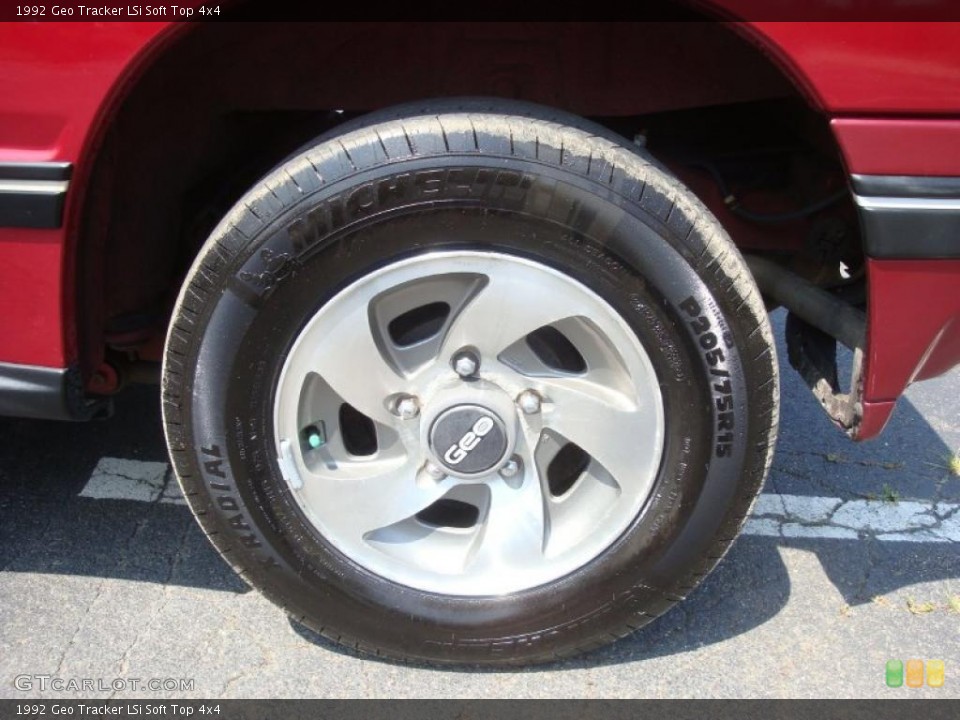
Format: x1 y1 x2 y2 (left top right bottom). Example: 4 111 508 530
924 449 960 477
880 484 900 504
906 597 937 615
948 451 960 477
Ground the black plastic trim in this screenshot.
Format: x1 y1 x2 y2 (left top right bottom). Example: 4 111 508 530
0 190 67 229
853 174 960 259
857 203 960 259
0 162 71 228
852 174 960 199
0 363 111 421
0 162 72 182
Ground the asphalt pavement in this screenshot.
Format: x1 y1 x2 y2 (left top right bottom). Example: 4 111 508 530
1 312 958 698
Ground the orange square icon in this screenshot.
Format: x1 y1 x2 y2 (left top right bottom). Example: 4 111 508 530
927 660 945 688
906 659 924 688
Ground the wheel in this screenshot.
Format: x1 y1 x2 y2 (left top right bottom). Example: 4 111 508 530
162 99 779 666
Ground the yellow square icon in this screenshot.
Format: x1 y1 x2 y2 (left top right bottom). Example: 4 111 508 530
927 660 945 688
906 659 924 688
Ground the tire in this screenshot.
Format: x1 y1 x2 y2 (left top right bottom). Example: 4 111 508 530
162 99 779 666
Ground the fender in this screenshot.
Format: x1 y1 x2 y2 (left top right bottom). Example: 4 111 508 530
0 7 958 430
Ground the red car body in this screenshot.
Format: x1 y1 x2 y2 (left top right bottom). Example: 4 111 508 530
1 6 958 439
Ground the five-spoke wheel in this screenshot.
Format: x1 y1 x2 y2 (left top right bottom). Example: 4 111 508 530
273 251 664 596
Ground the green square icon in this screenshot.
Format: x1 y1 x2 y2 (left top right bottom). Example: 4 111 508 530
886 659 904 687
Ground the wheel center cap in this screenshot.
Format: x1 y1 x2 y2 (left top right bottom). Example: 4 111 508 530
429 404 509 476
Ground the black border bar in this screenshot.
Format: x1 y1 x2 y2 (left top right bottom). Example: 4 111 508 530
5 1 960 21
0 699 958 719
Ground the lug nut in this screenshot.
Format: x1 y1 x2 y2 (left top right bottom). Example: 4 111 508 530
499 457 521 479
393 395 420 420
424 461 446 480
517 389 542 415
452 350 479 378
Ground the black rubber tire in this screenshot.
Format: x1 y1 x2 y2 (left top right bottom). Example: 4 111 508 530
162 99 779 666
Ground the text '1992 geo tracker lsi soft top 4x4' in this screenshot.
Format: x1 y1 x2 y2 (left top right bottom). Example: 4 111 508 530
1 3 959 666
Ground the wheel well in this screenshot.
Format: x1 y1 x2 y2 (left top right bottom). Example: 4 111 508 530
75 20 861 388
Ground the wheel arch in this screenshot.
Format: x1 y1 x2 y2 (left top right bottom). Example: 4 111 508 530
67 17 833 388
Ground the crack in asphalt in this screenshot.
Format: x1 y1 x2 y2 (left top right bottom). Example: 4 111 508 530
108 469 194 700
52 495 158 680
748 492 960 543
